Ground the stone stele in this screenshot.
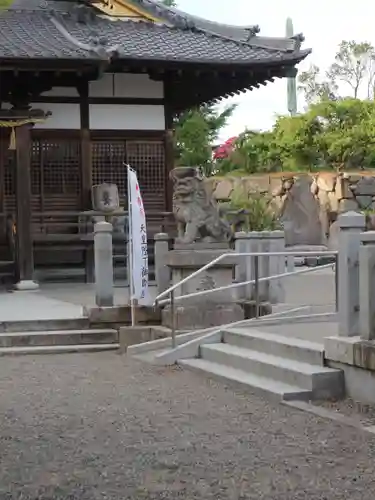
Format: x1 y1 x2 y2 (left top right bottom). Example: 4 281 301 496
280 176 324 246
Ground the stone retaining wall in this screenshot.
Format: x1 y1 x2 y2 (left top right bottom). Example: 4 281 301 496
207 171 375 247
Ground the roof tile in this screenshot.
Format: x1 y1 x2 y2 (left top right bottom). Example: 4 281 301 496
0 2 310 65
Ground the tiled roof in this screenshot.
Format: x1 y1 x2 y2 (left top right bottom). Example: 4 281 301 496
0 8 100 59
130 0 304 51
0 1 311 65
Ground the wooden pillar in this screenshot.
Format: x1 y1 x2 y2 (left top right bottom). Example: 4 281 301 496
163 78 175 212
15 123 35 285
78 80 91 209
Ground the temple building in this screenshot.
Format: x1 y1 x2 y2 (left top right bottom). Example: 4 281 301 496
0 0 310 285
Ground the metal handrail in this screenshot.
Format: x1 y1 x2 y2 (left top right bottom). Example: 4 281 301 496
154 250 338 349
156 262 335 306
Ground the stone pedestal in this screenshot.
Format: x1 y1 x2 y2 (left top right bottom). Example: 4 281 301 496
162 243 244 330
14 280 39 291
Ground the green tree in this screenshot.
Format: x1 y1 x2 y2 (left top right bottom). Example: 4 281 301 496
160 0 236 175
298 64 337 104
174 104 236 176
0 0 13 8
299 40 375 103
216 98 375 174
327 41 375 98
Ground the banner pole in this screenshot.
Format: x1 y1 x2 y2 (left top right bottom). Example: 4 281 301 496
127 165 136 326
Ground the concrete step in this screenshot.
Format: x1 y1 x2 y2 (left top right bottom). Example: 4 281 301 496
200 343 343 399
223 328 324 365
270 303 334 317
179 358 312 401
0 343 119 356
0 329 118 348
0 317 90 333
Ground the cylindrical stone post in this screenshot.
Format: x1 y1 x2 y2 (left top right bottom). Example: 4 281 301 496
94 221 114 307
338 211 366 337
359 231 375 340
268 230 286 304
154 232 171 295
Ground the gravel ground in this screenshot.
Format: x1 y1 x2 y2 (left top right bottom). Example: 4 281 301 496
1 353 375 500
313 398 375 427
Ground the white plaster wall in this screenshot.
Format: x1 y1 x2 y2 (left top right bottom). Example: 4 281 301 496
89 73 164 98
89 104 165 130
30 103 80 129
40 87 80 97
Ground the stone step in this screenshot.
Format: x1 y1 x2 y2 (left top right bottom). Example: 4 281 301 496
0 329 118 348
0 317 89 333
200 343 343 399
179 358 312 401
0 343 119 356
223 328 324 365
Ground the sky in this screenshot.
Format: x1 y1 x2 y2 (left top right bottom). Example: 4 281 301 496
176 0 375 141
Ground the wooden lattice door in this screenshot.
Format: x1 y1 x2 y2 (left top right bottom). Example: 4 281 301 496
31 136 81 214
92 138 166 212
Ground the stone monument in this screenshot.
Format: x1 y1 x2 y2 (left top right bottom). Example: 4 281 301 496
162 167 244 330
279 176 324 246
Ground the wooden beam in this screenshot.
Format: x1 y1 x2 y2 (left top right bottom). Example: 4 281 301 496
163 78 174 212
77 80 92 210
15 124 34 282
31 96 165 105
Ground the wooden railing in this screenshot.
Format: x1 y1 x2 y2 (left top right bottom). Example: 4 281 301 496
2 211 175 283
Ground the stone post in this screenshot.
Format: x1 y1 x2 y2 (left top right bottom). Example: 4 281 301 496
154 232 170 295
246 231 273 301
359 231 375 340
268 230 286 304
234 231 285 303
338 211 366 337
234 231 249 300
286 254 295 273
94 221 114 307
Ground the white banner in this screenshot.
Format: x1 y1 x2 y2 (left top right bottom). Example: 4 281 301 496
127 165 149 303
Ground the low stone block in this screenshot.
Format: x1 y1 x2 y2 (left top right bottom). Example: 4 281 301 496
324 336 359 365
335 177 353 199
162 303 244 330
317 173 337 192
356 195 373 210
85 305 161 325
328 191 339 213
240 300 272 319
339 198 358 212
213 179 233 200
352 177 375 196
118 325 171 353
353 341 375 370
243 175 270 194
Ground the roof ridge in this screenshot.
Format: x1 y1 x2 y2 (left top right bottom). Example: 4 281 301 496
128 0 304 53
50 12 119 59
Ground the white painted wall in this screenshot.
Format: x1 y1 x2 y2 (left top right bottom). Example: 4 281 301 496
31 103 80 129
89 104 165 130
89 73 164 98
40 74 164 99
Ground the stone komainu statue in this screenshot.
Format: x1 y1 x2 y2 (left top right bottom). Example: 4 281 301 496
171 167 233 244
